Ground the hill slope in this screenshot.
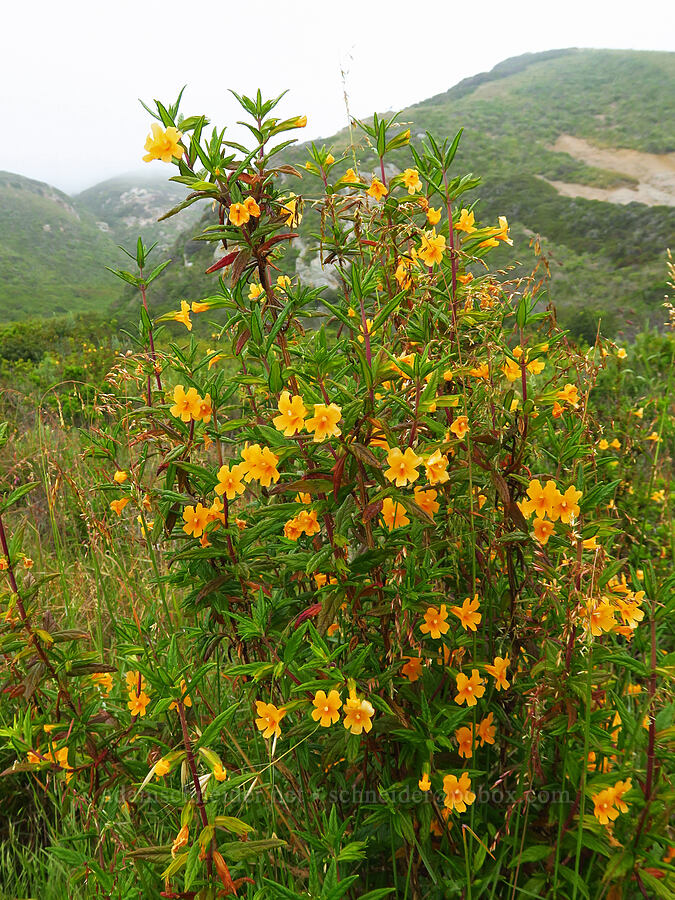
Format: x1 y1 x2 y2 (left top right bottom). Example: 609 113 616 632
0 172 124 320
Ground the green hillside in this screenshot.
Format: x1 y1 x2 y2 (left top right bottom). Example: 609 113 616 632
0 172 124 320
75 172 202 249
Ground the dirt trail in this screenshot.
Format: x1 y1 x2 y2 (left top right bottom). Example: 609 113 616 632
546 134 675 206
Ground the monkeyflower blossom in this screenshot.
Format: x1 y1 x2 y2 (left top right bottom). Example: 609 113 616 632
312 690 342 727
228 202 250 226
454 208 477 234
128 690 151 717
296 509 320 536
454 670 485 706
420 604 450 639
551 485 582 523
154 757 171 779
213 763 228 782
502 357 521 382
343 695 375 735
306 403 342 442
418 772 431 792
519 479 560 519
385 447 422 486
425 449 450 484
484 655 510 691
401 656 423 682
169 300 192 331
194 393 212 423
402 168 422 194
426 206 441 225
418 230 446 266
450 416 469 440
455 725 475 759
249 282 264 301
273 391 307 436
533 518 555 545
171 824 189 858
477 712 496 746
182 503 209 538
280 195 302 226
113 470 128 484
283 517 303 541
592 788 620 825
367 177 388 201
255 701 286 739
414 488 440 518
240 444 280 486
450 595 482 631
143 124 183 163
110 498 130 515
443 772 476 813
91 672 113 695
557 383 579 406
244 196 261 218
215 463 247 500
381 498 410 530
170 384 200 422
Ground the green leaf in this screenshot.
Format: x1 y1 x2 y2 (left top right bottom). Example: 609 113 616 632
0 482 38 514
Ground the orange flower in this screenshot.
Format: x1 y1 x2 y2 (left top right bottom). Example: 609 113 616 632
182 503 209 538
552 401 564 418
557 383 579 406
297 509 320 536
420 605 450 639
476 712 496 746
454 670 485 707
454 209 476 234
413 488 440 518
425 449 450 485
592 788 620 825
91 672 113 696
240 444 280 486
608 778 631 813
585 599 616 636
128 690 151 717
367 177 388 201
418 772 431 791
418 230 446 266
402 168 422 194
113 470 128 484
213 763 228 782
442 772 476 813
143 124 183 163
381 497 410 531
533 518 555 545
273 391 307 436
170 384 200 422
450 416 469 440
296 492 311 505
110 498 130 515
284 517 303 541
311 689 342 727
455 725 474 759
385 447 422 486
244 196 261 217
171 823 189 857
342 696 375 734
502 357 521 382
401 656 423 682
215 463 247 500
306 403 342 442
551 485 582 523
194 393 212 423
484 655 510 691
520 479 560 519
255 701 286 739
450 594 481 631
228 202 250 226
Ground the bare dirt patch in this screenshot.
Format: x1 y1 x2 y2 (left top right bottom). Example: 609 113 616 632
546 134 675 206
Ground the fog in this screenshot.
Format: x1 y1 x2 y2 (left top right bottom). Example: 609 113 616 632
0 0 672 194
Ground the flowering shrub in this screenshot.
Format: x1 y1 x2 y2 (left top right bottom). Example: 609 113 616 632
1 90 673 899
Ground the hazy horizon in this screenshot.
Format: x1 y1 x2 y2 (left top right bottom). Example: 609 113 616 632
1 0 673 194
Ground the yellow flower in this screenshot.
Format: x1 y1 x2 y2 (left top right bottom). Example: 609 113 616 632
402 168 422 194
343 167 360 183
401 656 423 682
454 208 477 234
244 196 261 218
381 497 410 531
143 124 183 163
610 438 621 450
425 449 450 485
450 595 481 632
91 672 113 695
128 690 151 717
551 485 582 524
169 300 192 331
526 358 545 375
598 438 610 450
273 390 307 436
420 604 450 640
276 275 291 291
502 357 521 382
284 517 303 541
455 726 475 759
113 470 128 484
293 115 307 128
228 202 250 226
297 509 321 536
280 195 303 226
519 479 560 519
342 696 375 735
213 763 228 782
154 757 171 779
454 670 485 706
255 701 286 739
426 206 441 225
367 177 388 201
324 153 335 165
585 599 616 636
484 655 510 691
592 788 620 825
311 689 342 727
477 712 496 746
170 384 200 422
557 383 579 406
169 678 192 710
385 447 422 487
450 416 469 440
608 778 631 813
494 216 512 245
443 772 475 813
470 363 489 380
207 349 223 369
240 444 280 486
215 463 247 500
413 487 440 518
616 347 627 359
533 517 555 545
418 772 431 791
296 492 311 505
306 403 342 442
418 230 446 266
248 282 265 301
182 503 210 538
394 257 411 289
171 823 189 858
646 431 661 442
110 498 130 515
194 393 212 424
191 301 211 313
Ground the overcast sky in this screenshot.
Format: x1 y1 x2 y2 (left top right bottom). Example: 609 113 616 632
0 0 672 194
